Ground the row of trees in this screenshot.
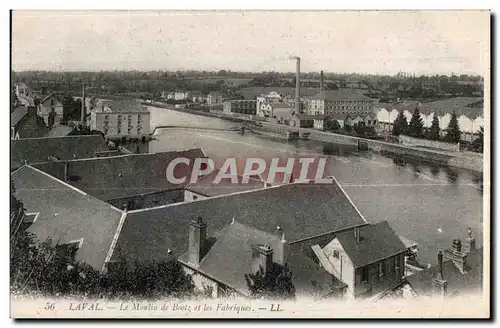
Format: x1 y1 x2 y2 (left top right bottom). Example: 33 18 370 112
392 107 462 142
391 107 484 152
11 181 295 299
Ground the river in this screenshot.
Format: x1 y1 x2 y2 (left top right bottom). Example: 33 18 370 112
146 106 483 267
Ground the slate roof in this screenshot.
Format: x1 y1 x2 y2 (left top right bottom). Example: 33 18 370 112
271 103 291 109
406 247 483 297
185 170 266 197
310 90 373 102
11 106 28 126
112 182 368 264
11 165 124 270
11 135 110 170
335 221 407 268
178 221 283 296
178 220 337 298
34 149 205 201
100 100 149 113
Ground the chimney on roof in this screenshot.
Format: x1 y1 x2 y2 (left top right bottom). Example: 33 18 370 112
444 239 468 274
465 227 476 253
188 216 207 267
251 244 274 274
64 160 69 181
432 250 448 298
273 226 289 265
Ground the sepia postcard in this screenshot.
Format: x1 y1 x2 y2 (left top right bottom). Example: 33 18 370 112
9 9 490 319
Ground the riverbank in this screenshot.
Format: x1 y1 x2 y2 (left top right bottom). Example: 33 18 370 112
146 104 483 173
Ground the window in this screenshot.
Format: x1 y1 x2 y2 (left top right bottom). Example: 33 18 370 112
379 261 385 277
361 267 369 283
368 120 371 125
395 255 400 271
333 250 339 259
388 257 395 275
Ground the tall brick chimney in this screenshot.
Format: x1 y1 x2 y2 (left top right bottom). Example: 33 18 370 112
81 83 86 125
188 216 207 266
295 57 301 114
432 250 448 298
465 227 476 253
251 244 273 274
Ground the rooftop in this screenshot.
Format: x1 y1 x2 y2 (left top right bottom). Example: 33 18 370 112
112 182 368 264
378 97 484 119
11 165 124 270
33 149 206 201
178 220 336 298
11 106 28 126
98 100 149 113
185 170 266 197
310 89 373 102
406 247 483 297
334 221 407 268
178 220 284 296
11 135 110 170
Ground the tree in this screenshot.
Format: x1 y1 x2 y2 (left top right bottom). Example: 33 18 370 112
324 118 341 132
407 107 424 138
89 95 99 111
428 114 441 140
392 111 408 136
11 180 194 299
445 111 462 143
473 126 484 153
245 264 295 300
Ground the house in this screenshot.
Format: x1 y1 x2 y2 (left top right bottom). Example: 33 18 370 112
405 230 482 298
311 221 407 299
11 165 124 272
223 100 257 116
39 93 64 127
110 182 370 268
90 101 151 137
178 218 344 298
288 114 314 128
32 149 206 209
15 82 30 98
267 103 293 122
312 113 349 131
11 135 110 170
207 92 224 105
306 89 375 117
186 91 205 103
256 92 283 116
184 169 267 201
11 105 48 140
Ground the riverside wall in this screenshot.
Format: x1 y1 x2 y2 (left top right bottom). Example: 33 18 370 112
146 105 483 173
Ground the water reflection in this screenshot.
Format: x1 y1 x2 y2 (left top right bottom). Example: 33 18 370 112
430 165 440 178
445 168 459 185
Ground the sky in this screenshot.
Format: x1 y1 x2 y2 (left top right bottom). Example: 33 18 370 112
12 10 490 75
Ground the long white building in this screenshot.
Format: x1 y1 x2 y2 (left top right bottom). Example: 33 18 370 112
375 97 484 142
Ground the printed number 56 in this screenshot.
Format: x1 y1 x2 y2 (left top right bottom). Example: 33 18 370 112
44 302 55 311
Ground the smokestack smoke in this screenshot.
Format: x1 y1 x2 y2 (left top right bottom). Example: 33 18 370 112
295 57 300 114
